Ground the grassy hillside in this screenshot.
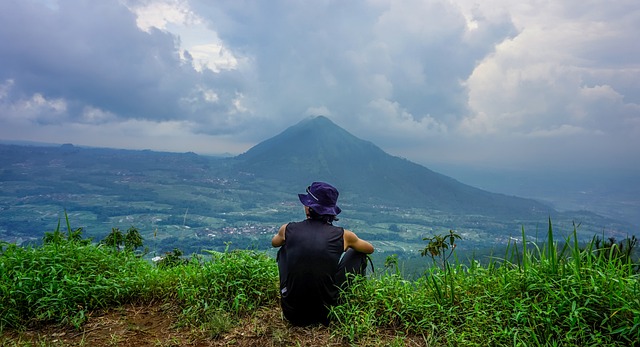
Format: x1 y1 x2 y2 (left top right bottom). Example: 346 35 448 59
1 221 639 346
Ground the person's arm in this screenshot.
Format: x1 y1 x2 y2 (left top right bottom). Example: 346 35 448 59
343 229 374 254
271 224 287 247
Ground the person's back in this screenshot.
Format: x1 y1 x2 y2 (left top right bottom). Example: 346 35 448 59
278 219 344 325
272 182 375 326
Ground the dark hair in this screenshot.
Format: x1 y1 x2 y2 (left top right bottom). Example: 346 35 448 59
308 208 339 224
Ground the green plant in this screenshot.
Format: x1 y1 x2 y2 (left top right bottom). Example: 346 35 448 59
420 229 461 271
42 210 89 245
164 249 279 330
101 226 144 253
202 309 233 338
329 220 640 345
2 215 639 346
595 235 638 269
0 226 157 331
384 254 400 275
101 227 124 249
124 227 144 252
420 229 462 305
155 248 187 269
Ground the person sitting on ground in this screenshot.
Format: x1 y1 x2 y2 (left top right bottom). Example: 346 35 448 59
271 181 375 326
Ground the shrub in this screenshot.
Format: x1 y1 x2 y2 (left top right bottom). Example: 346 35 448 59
0 239 154 330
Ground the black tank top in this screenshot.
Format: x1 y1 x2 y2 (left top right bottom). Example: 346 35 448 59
279 219 344 325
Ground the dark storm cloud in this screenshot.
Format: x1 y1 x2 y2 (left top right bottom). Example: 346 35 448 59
0 0 244 128
191 0 516 131
0 0 638 173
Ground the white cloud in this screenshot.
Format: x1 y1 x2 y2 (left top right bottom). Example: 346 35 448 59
230 92 248 115
126 0 199 32
525 124 592 138
187 43 238 72
362 98 448 138
125 0 239 73
460 0 640 145
180 84 219 108
0 79 13 100
0 86 68 125
305 106 332 117
80 106 117 124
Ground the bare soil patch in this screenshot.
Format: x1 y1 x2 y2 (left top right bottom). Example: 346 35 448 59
2 304 426 346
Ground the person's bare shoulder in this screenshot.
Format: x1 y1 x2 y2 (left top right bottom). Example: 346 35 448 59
343 229 374 254
271 224 287 247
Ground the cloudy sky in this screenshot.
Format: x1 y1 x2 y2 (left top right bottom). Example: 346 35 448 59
1 0 639 174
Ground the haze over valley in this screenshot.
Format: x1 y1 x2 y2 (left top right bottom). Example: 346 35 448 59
1 117 635 268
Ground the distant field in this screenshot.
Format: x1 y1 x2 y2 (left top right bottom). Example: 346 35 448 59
1 144 634 262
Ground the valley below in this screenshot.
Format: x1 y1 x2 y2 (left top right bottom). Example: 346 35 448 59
1 143 633 273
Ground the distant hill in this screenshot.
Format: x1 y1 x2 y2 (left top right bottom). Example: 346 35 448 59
0 119 631 247
231 116 552 218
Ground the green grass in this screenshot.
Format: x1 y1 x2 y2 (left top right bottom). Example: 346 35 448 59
0 239 153 329
0 232 279 335
1 220 639 346
161 249 279 334
330 222 640 346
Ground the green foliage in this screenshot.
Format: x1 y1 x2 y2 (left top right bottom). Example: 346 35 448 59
42 210 89 246
0 234 279 336
123 227 144 252
420 229 462 305
0 236 154 331
1 213 150 332
330 221 640 346
420 229 461 270
594 235 638 270
101 227 124 249
168 250 279 330
155 248 188 269
100 226 144 253
2 217 639 347
383 254 400 275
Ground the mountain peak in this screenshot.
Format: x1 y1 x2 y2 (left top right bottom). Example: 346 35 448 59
237 116 377 163
282 116 349 139
296 115 334 128
234 116 383 185
232 116 551 216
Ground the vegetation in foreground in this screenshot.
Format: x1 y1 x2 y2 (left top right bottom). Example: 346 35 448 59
1 218 639 346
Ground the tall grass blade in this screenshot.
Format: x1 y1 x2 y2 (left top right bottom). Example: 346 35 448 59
547 217 557 275
520 225 529 294
571 222 581 279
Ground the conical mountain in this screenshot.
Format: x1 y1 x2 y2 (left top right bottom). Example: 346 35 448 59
233 116 551 217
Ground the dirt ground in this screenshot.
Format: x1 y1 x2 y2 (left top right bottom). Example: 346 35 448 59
2 304 426 346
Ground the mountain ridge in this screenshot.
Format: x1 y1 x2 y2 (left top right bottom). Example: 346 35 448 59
0 119 631 245
231 116 552 218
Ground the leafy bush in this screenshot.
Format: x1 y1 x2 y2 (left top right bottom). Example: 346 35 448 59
1 217 638 347
155 247 189 269
100 226 144 253
0 235 279 336
0 239 155 330
164 250 279 332
330 222 640 346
